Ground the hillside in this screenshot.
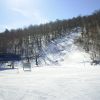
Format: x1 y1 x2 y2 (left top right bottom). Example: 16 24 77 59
0 30 100 100
0 10 100 64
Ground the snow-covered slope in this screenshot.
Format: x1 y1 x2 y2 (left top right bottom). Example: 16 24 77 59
36 31 90 66
0 31 100 100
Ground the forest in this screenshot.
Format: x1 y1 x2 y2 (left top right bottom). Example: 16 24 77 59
0 10 100 65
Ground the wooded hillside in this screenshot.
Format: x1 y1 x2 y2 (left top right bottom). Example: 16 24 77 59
0 10 100 64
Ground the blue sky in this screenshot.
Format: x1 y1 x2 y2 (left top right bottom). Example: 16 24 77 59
0 0 100 32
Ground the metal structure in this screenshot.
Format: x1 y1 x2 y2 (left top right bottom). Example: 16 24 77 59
0 53 21 69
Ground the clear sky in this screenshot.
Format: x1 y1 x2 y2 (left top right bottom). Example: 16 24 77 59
0 0 100 32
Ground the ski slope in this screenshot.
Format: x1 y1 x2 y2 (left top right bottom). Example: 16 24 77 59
0 31 100 100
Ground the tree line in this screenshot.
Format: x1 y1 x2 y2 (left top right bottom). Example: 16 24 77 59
77 10 100 63
0 10 100 64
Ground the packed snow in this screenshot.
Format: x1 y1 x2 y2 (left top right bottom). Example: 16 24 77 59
0 31 100 100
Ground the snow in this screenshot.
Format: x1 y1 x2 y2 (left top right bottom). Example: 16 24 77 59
0 64 100 100
0 31 100 100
